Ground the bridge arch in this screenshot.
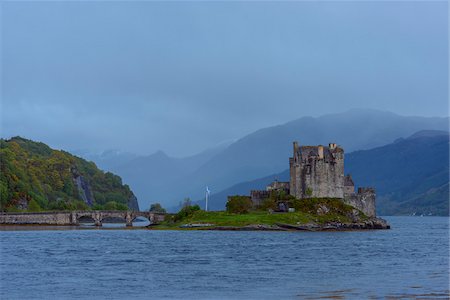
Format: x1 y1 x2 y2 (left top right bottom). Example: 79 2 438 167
0 211 166 227
77 215 96 224
131 215 151 227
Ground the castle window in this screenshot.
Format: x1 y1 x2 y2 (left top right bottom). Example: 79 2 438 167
306 165 311 174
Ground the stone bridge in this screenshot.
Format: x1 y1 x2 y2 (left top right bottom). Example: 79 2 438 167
0 211 166 227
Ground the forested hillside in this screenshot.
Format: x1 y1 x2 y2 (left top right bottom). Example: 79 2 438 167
0 137 138 212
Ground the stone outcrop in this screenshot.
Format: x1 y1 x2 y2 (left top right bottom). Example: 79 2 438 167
127 194 140 211
72 166 95 207
190 218 390 231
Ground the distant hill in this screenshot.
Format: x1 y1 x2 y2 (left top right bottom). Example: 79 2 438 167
194 130 449 216
118 109 447 209
110 144 229 211
0 137 139 212
347 130 449 216
72 149 139 172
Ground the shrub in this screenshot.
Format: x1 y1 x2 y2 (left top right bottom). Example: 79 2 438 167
149 203 166 213
174 204 200 221
68 200 89 211
28 199 42 212
260 198 277 211
226 196 252 214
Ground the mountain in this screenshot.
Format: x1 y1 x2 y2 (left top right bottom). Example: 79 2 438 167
0 137 139 212
156 109 448 207
72 149 139 172
196 130 449 216
346 130 449 216
110 144 229 210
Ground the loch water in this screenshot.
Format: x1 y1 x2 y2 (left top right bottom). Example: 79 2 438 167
0 216 448 299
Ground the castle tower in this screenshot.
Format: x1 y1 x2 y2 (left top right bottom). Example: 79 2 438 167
289 142 344 199
289 142 301 198
344 174 355 197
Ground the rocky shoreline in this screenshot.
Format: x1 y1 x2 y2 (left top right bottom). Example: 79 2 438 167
180 217 390 231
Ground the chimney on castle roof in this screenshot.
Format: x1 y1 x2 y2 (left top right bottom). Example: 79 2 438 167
318 145 324 159
329 143 337 150
293 141 299 154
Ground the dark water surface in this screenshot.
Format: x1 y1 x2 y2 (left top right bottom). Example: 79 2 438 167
0 216 448 299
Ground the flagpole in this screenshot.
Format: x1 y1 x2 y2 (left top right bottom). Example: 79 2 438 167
205 190 208 211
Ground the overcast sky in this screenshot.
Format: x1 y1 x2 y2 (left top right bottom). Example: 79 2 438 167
1 1 448 156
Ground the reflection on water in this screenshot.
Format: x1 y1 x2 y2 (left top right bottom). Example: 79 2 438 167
0 216 448 300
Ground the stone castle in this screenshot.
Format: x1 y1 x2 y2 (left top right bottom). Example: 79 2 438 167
290 142 344 199
244 141 376 217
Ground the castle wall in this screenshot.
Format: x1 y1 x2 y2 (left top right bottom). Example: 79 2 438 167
0 212 74 225
289 158 301 198
250 191 269 207
305 157 344 198
343 188 376 217
344 185 355 197
290 143 344 199
288 142 377 217
289 142 301 198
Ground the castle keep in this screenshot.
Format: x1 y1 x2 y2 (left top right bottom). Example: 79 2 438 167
289 142 344 199
237 141 377 217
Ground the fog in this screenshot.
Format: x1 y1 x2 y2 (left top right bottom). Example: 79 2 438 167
1 1 448 156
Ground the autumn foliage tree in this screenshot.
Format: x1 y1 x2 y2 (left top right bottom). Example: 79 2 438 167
0 137 135 212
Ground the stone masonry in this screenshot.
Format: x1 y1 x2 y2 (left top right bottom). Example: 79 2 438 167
0 211 166 226
232 141 378 217
288 141 376 217
290 142 344 199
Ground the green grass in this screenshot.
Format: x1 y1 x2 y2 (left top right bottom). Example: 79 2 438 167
158 210 355 229
179 210 313 226
154 198 365 229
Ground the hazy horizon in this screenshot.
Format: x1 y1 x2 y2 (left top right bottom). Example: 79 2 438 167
2 108 449 158
2 1 448 157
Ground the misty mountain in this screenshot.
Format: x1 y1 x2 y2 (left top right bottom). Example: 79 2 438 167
110 144 229 210
195 130 449 216
346 130 449 216
84 109 448 209
72 149 139 172
161 109 448 207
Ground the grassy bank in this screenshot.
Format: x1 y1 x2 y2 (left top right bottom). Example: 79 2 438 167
155 198 365 229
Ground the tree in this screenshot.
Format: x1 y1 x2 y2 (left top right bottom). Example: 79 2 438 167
0 181 9 211
174 204 200 222
182 197 192 208
1 137 136 212
28 199 42 212
149 203 166 213
104 201 118 210
226 196 252 214
260 198 277 211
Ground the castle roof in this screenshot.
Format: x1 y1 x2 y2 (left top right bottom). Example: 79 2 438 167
344 174 354 186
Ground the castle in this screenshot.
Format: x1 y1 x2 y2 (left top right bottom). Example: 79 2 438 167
242 141 376 217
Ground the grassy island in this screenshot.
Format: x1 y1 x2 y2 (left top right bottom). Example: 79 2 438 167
151 198 390 231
